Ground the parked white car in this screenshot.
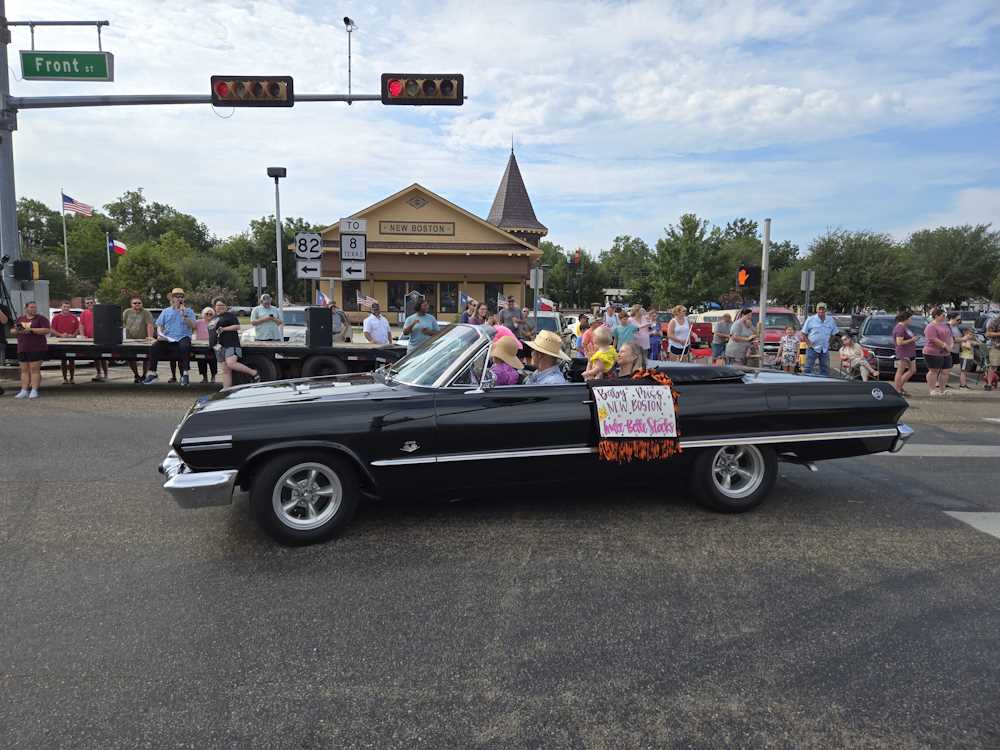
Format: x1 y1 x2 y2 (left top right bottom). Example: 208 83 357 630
240 306 307 344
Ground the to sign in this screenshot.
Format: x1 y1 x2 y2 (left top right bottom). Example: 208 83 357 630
339 218 368 234
20 51 115 81
340 233 366 260
296 260 321 280
341 260 366 279
294 232 322 261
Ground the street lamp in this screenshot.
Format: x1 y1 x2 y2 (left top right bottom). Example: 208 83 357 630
267 167 286 313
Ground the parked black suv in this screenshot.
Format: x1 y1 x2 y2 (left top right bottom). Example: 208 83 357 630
858 314 928 377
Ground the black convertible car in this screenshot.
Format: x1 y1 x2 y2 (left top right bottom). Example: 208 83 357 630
160 324 913 545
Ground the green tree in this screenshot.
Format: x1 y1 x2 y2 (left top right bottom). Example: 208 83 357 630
653 214 724 306
907 225 1000 307
17 198 63 251
95 241 184 307
599 235 655 305
104 188 213 251
64 214 118 286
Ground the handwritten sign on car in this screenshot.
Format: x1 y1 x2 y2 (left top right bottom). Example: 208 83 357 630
593 385 677 439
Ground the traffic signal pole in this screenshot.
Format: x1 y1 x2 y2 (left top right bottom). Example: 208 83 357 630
0 0 21 271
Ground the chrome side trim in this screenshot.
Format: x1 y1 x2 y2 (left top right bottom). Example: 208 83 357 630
181 434 234 445
679 427 898 449
439 446 593 463
183 443 233 452
368 427 901 467
369 456 437 467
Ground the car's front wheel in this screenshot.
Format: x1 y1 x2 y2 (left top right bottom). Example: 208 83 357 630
690 444 777 512
250 452 359 545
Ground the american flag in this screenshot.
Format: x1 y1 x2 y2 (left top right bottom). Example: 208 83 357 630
62 193 93 216
356 290 378 310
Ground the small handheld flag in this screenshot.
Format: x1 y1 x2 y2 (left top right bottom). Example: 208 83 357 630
315 289 329 306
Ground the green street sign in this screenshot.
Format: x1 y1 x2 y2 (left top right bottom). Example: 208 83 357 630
20 51 115 82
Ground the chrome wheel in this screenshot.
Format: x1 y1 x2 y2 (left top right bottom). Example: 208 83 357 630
710 445 766 499
271 462 343 530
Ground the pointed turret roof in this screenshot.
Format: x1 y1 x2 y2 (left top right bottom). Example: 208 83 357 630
487 150 547 236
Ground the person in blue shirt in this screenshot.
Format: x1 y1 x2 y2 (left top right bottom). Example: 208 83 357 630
143 287 197 385
801 302 839 376
402 298 439 353
524 330 569 385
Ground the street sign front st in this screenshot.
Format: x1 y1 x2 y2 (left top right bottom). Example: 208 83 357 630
20 51 115 82
340 233 366 260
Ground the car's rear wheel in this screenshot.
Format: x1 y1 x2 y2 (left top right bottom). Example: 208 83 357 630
301 355 347 378
690 444 777 512
250 451 359 545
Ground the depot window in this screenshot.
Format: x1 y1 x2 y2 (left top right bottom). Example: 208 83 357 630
485 282 504 313
342 281 361 311
439 282 458 313
387 281 407 312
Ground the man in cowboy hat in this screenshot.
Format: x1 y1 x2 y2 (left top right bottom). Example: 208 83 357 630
144 287 197 385
523 329 569 385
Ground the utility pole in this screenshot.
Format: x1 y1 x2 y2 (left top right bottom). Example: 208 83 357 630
757 218 771 348
0 0 21 275
267 168 286 312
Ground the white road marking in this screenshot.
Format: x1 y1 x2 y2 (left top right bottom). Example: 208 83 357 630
945 512 1000 541
874 444 1000 458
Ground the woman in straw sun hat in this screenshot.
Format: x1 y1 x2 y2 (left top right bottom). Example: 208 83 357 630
490 334 524 385
523 330 569 385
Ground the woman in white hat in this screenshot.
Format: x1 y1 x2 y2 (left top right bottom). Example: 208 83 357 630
523 330 570 385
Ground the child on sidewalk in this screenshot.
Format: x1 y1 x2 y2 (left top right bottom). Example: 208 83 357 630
779 326 799 373
958 328 978 389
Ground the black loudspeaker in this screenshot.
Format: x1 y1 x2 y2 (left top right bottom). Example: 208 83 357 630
305 306 332 348
13 260 32 280
93 303 123 347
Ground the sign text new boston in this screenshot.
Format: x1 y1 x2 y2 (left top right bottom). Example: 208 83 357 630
379 221 455 236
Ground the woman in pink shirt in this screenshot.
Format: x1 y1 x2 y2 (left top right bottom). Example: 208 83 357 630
923 307 953 396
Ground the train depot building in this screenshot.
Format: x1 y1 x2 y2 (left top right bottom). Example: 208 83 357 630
316 151 547 323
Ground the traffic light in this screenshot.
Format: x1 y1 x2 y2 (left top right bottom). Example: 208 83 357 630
737 265 761 287
381 74 464 105
211 76 294 107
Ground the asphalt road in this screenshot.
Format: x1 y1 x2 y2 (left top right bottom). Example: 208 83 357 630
3 377 1000 749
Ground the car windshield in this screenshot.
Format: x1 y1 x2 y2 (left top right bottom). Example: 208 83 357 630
752 312 799 330
864 317 928 336
834 316 853 328
389 325 484 386
283 310 306 326
527 315 559 333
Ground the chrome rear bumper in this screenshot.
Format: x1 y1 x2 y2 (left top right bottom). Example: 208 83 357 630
159 450 238 509
890 423 914 453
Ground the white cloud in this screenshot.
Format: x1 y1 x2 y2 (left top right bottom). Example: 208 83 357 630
891 188 1000 240
3 0 999 260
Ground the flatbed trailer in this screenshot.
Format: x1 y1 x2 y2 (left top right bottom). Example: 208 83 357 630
3 337 407 382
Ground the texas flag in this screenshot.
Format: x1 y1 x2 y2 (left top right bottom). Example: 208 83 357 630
107 236 127 255
538 296 555 311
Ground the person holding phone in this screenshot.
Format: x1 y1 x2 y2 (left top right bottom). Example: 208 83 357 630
725 308 756 365
250 293 284 342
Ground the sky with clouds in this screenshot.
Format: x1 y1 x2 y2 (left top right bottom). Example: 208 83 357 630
6 0 1000 255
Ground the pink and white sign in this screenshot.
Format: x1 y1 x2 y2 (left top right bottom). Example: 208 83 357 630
593 385 677 438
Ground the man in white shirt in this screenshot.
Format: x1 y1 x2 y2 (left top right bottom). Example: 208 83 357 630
363 303 392 344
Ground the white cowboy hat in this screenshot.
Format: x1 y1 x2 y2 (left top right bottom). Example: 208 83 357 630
491 334 524 370
524 329 570 361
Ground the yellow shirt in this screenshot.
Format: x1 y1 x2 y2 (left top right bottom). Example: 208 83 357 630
589 347 617 373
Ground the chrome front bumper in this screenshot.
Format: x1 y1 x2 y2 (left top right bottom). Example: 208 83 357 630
158 450 238 509
890 423 914 453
